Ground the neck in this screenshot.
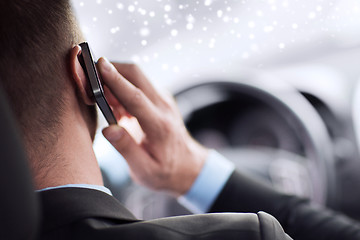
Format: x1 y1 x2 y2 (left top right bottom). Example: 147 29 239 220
33 109 103 190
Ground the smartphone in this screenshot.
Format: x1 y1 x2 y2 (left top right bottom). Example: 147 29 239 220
78 42 117 125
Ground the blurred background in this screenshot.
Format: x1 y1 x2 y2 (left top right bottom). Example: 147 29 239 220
72 0 360 220
72 0 360 85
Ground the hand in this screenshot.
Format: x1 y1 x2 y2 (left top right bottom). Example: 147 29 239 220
97 58 209 196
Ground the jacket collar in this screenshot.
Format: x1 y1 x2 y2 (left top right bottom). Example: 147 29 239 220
38 187 138 232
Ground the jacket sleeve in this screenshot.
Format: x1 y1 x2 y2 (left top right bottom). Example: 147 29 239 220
209 170 360 240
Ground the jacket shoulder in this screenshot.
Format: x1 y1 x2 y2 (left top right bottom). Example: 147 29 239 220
38 187 291 240
44 212 291 240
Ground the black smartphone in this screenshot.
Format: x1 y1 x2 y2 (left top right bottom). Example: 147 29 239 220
78 42 117 125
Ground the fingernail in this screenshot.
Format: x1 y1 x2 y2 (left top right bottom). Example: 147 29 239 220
100 57 113 72
103 126 124 142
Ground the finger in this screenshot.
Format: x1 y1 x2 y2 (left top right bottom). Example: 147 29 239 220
112 105 125 122
118 116 144 144
98 58 161 134
102 125 156 181
111 62 161 105
103 85 128 120
103 85 121 107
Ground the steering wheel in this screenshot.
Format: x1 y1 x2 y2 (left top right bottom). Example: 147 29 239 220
115 75 338 220
174 76 337 208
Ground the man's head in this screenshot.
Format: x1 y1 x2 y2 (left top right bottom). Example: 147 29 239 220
0 1 97 170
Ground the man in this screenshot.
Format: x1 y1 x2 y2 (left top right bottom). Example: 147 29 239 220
0 1 358 240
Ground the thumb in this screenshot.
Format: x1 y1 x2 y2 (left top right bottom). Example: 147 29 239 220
102 125 155 177
102 125 127 152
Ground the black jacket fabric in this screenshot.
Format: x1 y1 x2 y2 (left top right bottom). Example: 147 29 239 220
210 171 360 240
38 169 360 240
38 187 291 240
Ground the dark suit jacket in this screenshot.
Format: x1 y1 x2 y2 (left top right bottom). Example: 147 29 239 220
210 171 360 240
38 185 290 239
38 170 360 240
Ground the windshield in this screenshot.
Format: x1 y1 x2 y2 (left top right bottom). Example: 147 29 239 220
72 0 360 86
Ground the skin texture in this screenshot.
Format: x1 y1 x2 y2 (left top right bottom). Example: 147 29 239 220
35 46 208 197
98 58 209 196
34 45 102 189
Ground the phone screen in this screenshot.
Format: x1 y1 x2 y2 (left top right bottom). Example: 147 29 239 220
78 42 117 125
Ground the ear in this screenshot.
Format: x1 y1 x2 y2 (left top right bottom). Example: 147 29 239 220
69 45 94 105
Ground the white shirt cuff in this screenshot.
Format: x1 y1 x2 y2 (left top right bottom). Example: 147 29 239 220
177 150 234 213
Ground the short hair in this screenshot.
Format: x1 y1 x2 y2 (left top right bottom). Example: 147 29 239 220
0 0 83 161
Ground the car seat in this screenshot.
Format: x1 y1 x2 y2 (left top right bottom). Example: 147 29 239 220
0 84 39 239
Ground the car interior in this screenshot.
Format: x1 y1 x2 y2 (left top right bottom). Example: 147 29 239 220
3 0 360 238
74 0 360 222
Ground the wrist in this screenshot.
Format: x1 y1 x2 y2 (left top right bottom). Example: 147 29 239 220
178 150 235 213
174 139 209 196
